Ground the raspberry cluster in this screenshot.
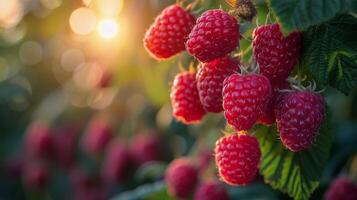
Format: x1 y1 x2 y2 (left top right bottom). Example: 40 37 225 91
144 3 325 188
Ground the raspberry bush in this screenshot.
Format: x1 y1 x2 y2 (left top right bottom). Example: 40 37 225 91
1 1 357 200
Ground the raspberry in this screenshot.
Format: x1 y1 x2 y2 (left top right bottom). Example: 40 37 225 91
215 134 261 185
22 161 49 190
236 0 257 21
166 159 198 198
252 23 301 83
70 168 106 200
197 56 240 113
194 181 229 200
186 10 240 62
52 124 80 168
101 142 133 183
144 5 195 59
324 177 357 200
82 117 112 155
257 81 290 125
275 91 325 152
222 73 272 131
25 121 53 159
171 72 206 124
130 130 164 166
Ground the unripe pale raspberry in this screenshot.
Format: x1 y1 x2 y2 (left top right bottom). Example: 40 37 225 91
130 130 164 166
25 121 53 159
324 177 357 200
215 134 261 185
22 161 49 190
144 5 196 59
197 56 240 113
253 23 301 83
82 117 112 155
186 9 240 62
275 91 325 152
166 159 198 198
101 142 133 183
194 181 229 200
222 74 272 131
171 72 206 124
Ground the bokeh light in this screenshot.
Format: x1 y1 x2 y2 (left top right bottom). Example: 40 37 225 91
0 57 9 82
0 0 24 29
96 0 123 17
61 49 85 72
40 0 63 10
19 41 43 65
69 7 97 35
98 19 119 39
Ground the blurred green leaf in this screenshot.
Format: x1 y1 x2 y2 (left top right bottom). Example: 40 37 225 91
256 108 332 200
110 181 171 200
227 182 278 200
134 162 167 183
268 0 357 33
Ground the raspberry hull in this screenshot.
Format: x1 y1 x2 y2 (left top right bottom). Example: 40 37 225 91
144 5 196 59
196 56 240 113
186 9 239 62
215 134 261 185
275 91 325 152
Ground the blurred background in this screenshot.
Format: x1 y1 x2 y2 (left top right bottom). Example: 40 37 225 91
0 0 356 200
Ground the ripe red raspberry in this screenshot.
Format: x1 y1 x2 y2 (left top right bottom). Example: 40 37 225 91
166 159 198 198
252 23 301 83
101 142 133 184
275 91 325 152
324 177 357 200
25 121 53 159
52 124 81 169
171 72 206 124
222 73 272 131
186 10 240 62
215 134 261 185
258 81 290 125
194 181 229 200
144 5 195 59
22 161 49 190
82 117 112 155
130 130 164 166
196 56 240 113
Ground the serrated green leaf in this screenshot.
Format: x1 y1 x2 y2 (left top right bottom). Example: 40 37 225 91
256 109 332 200
302 14 357 95
268 0 357 33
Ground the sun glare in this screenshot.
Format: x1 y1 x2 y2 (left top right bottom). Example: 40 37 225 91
98 19 119 39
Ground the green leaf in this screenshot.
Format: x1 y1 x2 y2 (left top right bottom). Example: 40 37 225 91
302 14 357 95
268 0 357 33
256 109 332 200
110 181 172 200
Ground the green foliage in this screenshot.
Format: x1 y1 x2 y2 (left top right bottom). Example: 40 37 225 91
110 181 172 200
255 109 332 200
302 14 357 95
268 0 357 33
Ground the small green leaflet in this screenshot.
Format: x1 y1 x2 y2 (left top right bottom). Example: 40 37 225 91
268 0 357 34
255 108 332 200
302 14 357 95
